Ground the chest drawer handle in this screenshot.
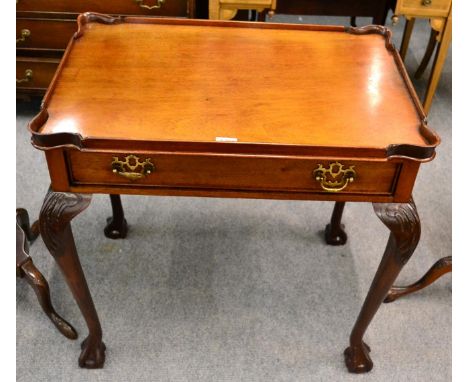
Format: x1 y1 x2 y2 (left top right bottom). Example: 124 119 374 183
422 0 432 6
16 69 33 84
134 0 165 10
16 29 30 44
111 155 155 181
313 162 356 193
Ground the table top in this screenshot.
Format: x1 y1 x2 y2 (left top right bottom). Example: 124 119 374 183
30 13 438 161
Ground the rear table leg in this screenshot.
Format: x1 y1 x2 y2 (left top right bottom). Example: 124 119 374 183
325 202 347 245
104 194 128 239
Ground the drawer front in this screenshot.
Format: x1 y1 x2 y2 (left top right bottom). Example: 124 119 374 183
67 151 400 196
396 0 451 17
16 19 76 51
16 58 60 90
17 0 190 17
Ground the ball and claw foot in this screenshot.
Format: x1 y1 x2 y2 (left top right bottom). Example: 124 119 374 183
79 336 106 369
104 216 128 239
344 342 373 373
324 223 347 246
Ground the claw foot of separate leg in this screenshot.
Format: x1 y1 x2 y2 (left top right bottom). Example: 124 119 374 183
79 336 106 369
325 223 347 245
104 217 128 239
344 342 373 373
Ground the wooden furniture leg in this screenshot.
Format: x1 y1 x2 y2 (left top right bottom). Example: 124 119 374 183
325 202 347 245
414 28 438 79
104 194 128 239
16 209 77 339
20 259 79 339
384 256 451 302
423 7 451 113
39 189 106 368
400 17 415 61
16 207 40 241
345 198 420 373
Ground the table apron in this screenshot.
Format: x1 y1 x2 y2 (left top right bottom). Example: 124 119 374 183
44 149 420 203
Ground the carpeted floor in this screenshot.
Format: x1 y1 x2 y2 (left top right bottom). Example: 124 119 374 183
16 15 451 382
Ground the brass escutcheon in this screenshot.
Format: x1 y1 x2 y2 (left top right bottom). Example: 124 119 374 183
313 161 356 192
111 154 155 181
422 0 432 6
134 0 165 10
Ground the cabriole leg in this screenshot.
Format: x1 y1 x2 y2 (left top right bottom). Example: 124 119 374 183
39 189 106 368
325 202 347 245
104 194 128 239
345 198 420 373
21 258 78 339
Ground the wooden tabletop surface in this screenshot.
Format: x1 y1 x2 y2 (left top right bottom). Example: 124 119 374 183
39 18 429 149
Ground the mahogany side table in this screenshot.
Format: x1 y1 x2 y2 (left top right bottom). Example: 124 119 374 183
28 13 440 372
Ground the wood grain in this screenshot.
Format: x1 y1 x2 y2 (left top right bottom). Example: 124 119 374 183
67 151 400 194
39 20 429 150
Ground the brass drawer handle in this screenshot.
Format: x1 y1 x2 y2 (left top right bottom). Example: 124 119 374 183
16 29 30 44
16 69 33 84
422 0 432 6
134 0 165 10
313 162 356 193
111 155 155 181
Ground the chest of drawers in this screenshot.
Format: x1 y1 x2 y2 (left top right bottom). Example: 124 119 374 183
16 1 197 97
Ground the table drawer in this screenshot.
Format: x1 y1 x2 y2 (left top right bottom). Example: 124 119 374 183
16 18 76 51
67 151 400 195
16 0 191 17
396 0 451 17
16 57 60 90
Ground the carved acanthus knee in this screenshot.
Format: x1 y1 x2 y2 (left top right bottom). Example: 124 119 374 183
373 198 421 265
39 189 92 257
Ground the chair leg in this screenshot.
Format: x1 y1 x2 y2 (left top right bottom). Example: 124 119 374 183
384 256 452 302
104 194 128 239
414 28 438 79
21 258 78 339
16 208 40 242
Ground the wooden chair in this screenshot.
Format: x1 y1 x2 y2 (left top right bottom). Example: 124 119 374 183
16 208 77 339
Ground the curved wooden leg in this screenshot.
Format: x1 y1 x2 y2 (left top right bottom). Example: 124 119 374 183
345 198 420 373
40 189 106 369
400 17 416 62
325 202 347 245
16 208 40 242
384 256 451 302
21 258 78 339
104 194 128 239
414 28 438 79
